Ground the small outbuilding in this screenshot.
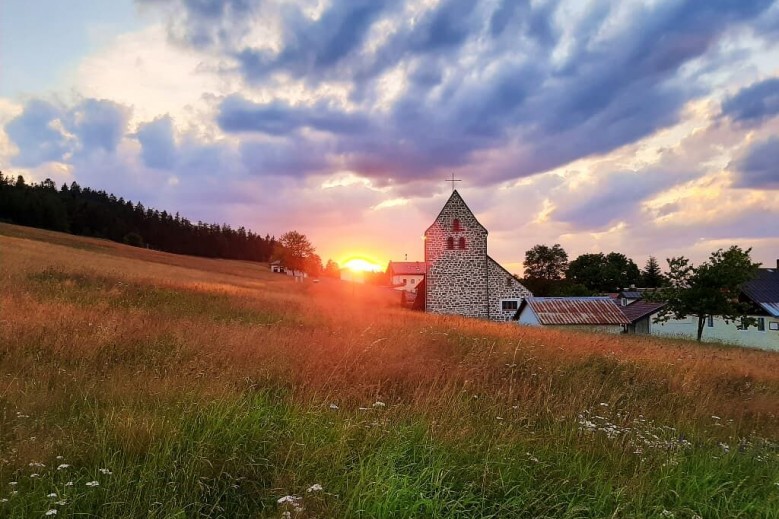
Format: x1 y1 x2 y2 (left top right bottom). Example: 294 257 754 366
514 297 630 334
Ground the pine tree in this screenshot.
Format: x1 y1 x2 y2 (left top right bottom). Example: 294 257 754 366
641 256 664 288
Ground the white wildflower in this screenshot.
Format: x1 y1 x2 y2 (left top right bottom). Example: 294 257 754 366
56 456 63 460
86 481 99 487
496 416 503 421
0 498 7 503
719 442 730 453
599 402 609 407
99 468 112 475
64 482 73 487
55 500 67 506
372 401 386 408
29 462 45 468
45 510 57 516
57 464 70 470
8 482 17 486
30 473 40 478
47 493 57 498
277 495 299 505
329 403 339 410
307 483 323 493
281 512 291 519
711 415 721 420
660 510 674 518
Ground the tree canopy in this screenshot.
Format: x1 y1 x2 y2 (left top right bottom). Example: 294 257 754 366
640 256 665 288
651 246 760 341
523 244 568 280
566 252 640 292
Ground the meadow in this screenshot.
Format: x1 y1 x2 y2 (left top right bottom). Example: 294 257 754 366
1 222 778 518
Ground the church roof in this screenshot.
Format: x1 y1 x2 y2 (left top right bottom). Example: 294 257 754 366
424 190 487 235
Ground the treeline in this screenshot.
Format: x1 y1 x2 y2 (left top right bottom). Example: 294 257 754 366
0 173 276 262
521 243 665 296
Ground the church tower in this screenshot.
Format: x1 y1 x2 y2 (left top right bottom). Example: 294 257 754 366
424 190 490 318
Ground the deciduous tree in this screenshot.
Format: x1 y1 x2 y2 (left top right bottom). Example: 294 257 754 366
651 246 760 341
523 244 568 280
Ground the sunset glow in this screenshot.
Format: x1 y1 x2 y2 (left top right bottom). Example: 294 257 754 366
341 257 383 273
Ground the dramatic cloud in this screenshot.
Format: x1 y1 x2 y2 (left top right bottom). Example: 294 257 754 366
5 100 70 167
733 136 779 189
137 116 177 169
721 77 779 124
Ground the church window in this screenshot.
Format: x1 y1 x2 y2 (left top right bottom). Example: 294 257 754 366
501 300 519 311
458 237 466 249
446 237 454 250
452 219 461 232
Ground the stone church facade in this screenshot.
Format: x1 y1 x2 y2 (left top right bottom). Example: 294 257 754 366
424 190 531 321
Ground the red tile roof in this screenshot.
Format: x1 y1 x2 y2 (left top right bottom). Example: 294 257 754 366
387 261 427 275
522 297 631 325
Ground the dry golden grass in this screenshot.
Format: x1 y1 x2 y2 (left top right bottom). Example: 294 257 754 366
1 222 778 517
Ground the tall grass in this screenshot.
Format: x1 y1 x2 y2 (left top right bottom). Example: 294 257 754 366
1 223 778 517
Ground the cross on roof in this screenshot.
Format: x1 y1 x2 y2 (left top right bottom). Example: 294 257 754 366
445 172 462 192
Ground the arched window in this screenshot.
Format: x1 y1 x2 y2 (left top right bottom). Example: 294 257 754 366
452 219 461 232
446 237 454 250
458 237 466 249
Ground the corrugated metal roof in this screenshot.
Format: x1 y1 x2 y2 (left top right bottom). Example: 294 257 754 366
388 261 427 275
742 268 779 317
615 300 666 323
524 297 631 325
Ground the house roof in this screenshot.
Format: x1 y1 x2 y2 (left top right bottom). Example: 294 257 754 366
387 261 427 276
741 268 779 317
616 300 666 323
517 297 631 325
617 291 643 299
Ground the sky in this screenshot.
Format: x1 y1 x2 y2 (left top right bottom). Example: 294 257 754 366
2 0 779 274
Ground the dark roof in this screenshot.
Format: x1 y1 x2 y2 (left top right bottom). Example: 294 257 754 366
616 300 666 323
517 297 631 325
618 291 643 299
741 268 779 317
387 261 427 276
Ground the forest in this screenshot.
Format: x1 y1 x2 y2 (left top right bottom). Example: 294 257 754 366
0 173 276 262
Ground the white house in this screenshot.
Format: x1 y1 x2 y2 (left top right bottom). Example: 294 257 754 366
650 264 779 351
387 261 426 292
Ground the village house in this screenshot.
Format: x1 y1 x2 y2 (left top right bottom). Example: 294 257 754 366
514 297 631 333
386 261 426 292
418 190 532 321
650 262 779 351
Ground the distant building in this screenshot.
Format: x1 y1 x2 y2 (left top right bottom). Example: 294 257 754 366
650 262 779 351
618 300 666 335
422 190 531 321
270 260 285 273
514 297 630 334
387 261 426 292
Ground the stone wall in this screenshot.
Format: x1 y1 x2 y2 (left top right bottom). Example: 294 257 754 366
425 192 489 318
487 257 532 321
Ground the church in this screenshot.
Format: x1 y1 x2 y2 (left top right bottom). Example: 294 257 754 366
420 190 532 321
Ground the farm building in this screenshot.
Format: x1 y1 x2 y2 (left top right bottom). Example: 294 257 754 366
618 300 666 335
514 297 630 333
421 190 531 321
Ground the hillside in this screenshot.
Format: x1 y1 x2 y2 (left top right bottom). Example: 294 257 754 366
1 222 778 518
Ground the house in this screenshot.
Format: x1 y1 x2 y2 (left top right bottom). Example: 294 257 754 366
387 261 426 292
614 287 643 306
618 300 666 335
514 297 631 333
650 262 779 351
270 260 285 273
421 190 531 321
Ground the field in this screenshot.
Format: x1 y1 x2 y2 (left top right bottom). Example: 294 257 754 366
1 222 778 518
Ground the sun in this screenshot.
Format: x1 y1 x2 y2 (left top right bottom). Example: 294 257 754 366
341 257 383 272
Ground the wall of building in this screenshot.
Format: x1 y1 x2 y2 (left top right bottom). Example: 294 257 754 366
391 274 424 292
652 315 779 351
425 193 489 319
487 257 532 321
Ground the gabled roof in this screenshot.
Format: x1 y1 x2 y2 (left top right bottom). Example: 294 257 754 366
617 291 643 300
387 261 427 276
424 190 487 236
615 300 666 323
741 268 779 317
517 297 631 325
